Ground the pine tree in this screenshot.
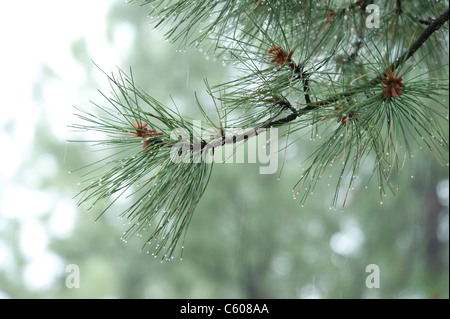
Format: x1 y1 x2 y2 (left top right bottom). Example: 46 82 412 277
71 0 449 261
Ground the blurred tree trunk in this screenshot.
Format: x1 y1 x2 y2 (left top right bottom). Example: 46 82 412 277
425 186 443 275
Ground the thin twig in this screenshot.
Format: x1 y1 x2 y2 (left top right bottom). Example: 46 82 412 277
418 17 434 25
395 0 403 15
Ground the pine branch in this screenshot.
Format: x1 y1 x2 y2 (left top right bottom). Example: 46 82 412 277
73 2 449 258
323 9 449 100
263 9 449 128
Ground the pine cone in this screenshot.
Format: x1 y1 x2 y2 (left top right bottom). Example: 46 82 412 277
382 69 405 99
268 45 293 68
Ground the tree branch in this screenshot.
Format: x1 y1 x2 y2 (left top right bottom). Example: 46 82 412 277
149 9 449 152
264 9 449 128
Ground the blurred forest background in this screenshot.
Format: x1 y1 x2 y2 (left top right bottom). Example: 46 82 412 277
0 0 448 298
